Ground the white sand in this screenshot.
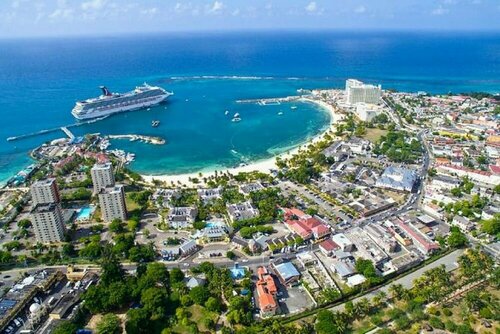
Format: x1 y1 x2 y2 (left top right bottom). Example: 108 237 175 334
141 98 343 186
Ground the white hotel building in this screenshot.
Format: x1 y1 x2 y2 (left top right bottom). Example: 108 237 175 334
346 79 382 105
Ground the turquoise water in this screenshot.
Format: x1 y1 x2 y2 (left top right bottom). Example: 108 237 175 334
76 205 95 220
0 31 499 183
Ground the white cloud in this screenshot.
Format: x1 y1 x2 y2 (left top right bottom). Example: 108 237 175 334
354 5 366 13
174 2 191 13
81 0 105 11
141 7 157 16
305 1 317 12
207 1 224 14
49 8 74 20
431 6 449 15
11 1 20 8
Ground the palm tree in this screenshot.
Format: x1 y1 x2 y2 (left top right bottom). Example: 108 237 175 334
389 283 405 301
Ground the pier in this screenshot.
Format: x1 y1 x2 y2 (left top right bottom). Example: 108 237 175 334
61 127 75 140
6 116 107 142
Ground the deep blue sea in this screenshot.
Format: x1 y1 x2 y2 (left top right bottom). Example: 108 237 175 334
0 31 499 183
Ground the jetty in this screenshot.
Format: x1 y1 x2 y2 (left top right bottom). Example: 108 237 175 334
6 116 107 142
106 134 166 145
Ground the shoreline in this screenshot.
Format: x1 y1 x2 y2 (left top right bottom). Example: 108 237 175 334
141 97 343 186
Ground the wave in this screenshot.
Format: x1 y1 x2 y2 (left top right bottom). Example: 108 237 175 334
169 75 275 81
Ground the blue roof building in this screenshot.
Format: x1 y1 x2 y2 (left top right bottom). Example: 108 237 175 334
230 263 246 280
272 261 301 286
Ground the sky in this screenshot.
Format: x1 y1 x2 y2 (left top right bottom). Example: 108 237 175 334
0 0 499 38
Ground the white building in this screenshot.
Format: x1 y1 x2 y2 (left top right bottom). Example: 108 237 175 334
331 233 355 252
31 203 65 243
30 178 60 206
356 103 381 122
227 201 259 223
346 79 382 105
376 166 417 192
168 207 198 229
98 185 127 222
91 162 115 195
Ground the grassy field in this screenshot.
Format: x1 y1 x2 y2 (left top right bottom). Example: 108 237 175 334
172 304 219 333
363 128 389 143
125 193 141 211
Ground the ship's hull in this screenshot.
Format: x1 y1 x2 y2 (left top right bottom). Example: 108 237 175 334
72 93 170 120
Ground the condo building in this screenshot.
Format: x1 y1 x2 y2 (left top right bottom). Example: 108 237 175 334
91 162 115 194
30 178 60 206
98 185 127 222
31 203 65 243
30 178 65 243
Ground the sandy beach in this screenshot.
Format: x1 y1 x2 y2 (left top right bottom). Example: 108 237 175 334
141 97 343 186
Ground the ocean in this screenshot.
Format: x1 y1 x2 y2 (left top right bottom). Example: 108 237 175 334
0 31 499 183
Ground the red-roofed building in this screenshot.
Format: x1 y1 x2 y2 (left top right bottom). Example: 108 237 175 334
394 218 439 255
256 267 279 317
489 165 500 175
282 208 331 240
319 239 340 256
286 220 313 240
438 164 500 185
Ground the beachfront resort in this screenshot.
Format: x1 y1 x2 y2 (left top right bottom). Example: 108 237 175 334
0 79 499 334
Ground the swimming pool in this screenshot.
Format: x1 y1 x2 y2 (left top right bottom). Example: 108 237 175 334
76 205 95 221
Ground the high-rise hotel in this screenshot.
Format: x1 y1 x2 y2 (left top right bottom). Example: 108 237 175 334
345 79 382 105
92 162 128 222
30 178 65 243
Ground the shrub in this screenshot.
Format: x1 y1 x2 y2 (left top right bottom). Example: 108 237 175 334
429 316 445 330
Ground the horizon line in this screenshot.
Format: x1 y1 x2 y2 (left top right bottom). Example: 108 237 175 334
1 27 500 41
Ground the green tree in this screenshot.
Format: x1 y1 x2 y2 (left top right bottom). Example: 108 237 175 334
205 296 221 312
100 253 125 285
226 250 236 260
96 313 121 334
125 308 150 334
17 219 31 229
52 321 78 334
109 219 125 233
447 227 468 248
141 287 169 320
169 267 185 285
189 286 210 305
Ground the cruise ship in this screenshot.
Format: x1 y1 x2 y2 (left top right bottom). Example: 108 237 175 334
71 83 173 120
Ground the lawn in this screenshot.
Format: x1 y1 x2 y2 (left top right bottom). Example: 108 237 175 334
362 128 388 143
172 304 218 333
125 193 141 211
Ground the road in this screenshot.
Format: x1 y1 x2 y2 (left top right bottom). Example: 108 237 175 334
330 248 464 312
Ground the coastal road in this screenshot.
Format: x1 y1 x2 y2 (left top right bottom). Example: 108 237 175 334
329 248 464 312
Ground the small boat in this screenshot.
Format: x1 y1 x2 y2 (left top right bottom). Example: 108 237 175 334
185 99 189 102
152 120 160 127
234 113 240 118
232 117 241 122
225 110 229 115
147 108 151 111
278 112 284 115
291 106 297 110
